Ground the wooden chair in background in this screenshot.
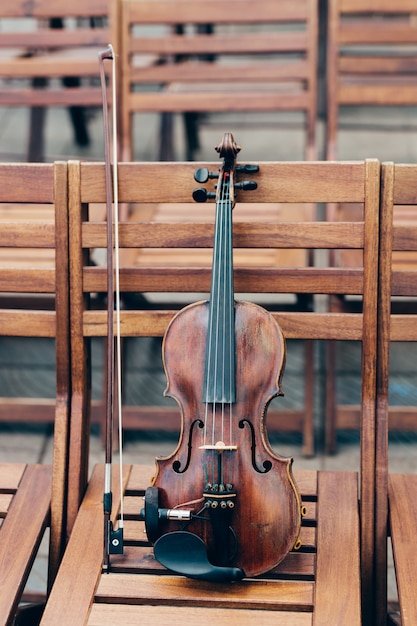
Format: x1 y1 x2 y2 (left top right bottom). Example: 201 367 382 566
326 0 417 162
324 0 417 452
0 162 70 624
118 0 319 162
376 162 417 626
112 0 320 454
41 158 379 625
0 0 112 161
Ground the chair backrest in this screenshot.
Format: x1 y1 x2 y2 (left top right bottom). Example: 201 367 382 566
0 162 70 582
118 0 318 161
0 0 112 158
376 162 417 626
326 0 417 159
66 157 380 619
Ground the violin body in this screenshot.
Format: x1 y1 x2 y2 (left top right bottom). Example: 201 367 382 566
153 299 302 577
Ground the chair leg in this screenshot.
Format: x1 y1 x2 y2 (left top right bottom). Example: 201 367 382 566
184 112 200 160
325 340 337 454
28 78 47 162
302 339 315 457
158 113 175 161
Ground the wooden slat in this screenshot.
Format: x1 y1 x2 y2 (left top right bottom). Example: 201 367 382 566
0 463 26 492
82 267 364 295
79 162 367 205
124 0 310 25
83 310 364 341
0 165 54 203
87 604 312 626
0 465 51 624
1 0 109 17
94 572 314 611
130 33 310 58
314 471 361 624
389 474 417 626
0 310 55 337
82 221 364 250
130 90 317 114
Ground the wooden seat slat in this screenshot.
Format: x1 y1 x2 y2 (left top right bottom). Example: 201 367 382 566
94 572 314 611
0 463 26 492
87 604 313 626
388 474 417 625
0 464 51 624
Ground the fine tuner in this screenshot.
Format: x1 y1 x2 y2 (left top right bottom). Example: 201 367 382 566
192 164 259 203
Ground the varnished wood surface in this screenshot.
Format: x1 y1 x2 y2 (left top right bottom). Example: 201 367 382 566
0 161 71 603
0 464 51 625
376 162 417 626
388 474 417 626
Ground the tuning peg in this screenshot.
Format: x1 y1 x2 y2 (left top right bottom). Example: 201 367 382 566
194 167 218 184
235 181 257 191
192 187 216 203
236 164 259 174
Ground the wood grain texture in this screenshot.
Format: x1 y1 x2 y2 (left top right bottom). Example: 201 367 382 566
389 474 417 626
0 464 51 625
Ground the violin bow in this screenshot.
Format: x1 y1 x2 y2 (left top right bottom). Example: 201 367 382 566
98 44 124 571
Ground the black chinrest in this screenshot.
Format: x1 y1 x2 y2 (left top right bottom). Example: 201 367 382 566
154 531 245 582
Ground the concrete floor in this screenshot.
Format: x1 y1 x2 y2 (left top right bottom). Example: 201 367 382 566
1 100 417 606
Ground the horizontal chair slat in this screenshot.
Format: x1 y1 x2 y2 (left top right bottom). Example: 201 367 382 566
94 573 314 611
0 0 109 18
393 164 417 204
339 56 417 75
339 84 417 106
82 222 364 250
0 269 55 292
79 162 368 204
131 62 309 84
130 91 314 114
83 267 364 295
87 604 313 626
0 89 104 107
339 23 417 45
0 165 54 203
125 0 310 25
0 30 109 51
0 224 55 247
83 311 364 340
0 310 56 337
339 0 416 12
130 32 310 57
0 57 107 79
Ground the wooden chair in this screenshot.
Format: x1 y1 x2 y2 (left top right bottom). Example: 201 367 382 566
0 0 112 161
0 162 70 624
111 0 319 454
326 0 417 162
41 158 379 625
324 0 417 452
376 162 417 626
118 0 319 161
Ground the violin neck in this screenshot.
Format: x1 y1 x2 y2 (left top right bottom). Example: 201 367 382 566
203 189 236 404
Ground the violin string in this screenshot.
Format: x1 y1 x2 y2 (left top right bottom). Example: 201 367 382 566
227 178 234 450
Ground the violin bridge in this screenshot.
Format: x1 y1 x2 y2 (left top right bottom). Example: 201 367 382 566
199 440 237 453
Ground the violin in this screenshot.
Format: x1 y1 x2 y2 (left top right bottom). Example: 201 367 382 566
141 133 303 581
